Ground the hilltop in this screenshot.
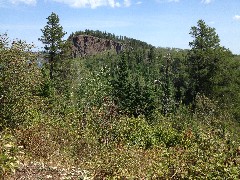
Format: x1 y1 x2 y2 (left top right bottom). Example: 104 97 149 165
69 29 154 57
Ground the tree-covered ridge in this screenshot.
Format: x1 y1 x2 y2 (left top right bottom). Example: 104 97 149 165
69 29 153 50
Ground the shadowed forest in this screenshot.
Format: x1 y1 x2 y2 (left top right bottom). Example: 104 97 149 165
1 12 240 179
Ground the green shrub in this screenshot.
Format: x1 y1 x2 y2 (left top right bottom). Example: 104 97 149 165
0 131 20 178
114 116 154 148
0 34 42 129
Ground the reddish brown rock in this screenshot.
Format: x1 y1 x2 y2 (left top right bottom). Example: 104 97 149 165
71 35 123 58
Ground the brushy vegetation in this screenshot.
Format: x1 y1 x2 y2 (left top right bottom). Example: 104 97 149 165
1 16 240 179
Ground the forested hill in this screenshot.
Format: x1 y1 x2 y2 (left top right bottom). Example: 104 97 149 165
68 29 154 57
69 29 153 49
69 29 190 58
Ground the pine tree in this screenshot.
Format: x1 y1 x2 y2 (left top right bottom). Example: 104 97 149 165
187 19 230 103
39 12 67 80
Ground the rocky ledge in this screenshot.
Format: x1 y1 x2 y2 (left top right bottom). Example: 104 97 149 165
71 35 124 58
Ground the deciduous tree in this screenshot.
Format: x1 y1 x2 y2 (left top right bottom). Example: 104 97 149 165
0 34 42 129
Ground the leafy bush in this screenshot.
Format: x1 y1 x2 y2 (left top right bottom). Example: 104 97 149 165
113 116 154 148
0 131 20 178
0 33 42 129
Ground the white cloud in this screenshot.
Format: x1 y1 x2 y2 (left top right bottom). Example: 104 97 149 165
9 0 36 5
53 0 103 8
115 1 121 7
201 0 213 4
1 0 134 8
136 1 142 5
156 0 179 3
52 0 131 8
123 0 131 7
233 15 240 21
1 0 142 8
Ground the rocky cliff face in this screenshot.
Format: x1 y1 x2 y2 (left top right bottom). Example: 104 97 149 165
71 35 123 58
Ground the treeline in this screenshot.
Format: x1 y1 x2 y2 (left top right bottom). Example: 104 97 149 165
75 39 239 121
69 20 239 121
69 29 153 49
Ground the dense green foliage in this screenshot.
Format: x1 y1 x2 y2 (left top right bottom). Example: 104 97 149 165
1 16 240 178
187 20 232 104
0 34 42 130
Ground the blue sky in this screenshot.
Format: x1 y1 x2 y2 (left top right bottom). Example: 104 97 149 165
1 0 240 54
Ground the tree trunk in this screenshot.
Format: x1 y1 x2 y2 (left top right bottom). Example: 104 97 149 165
50 56 53 80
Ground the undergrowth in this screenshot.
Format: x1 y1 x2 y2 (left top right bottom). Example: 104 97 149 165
3 96 239 179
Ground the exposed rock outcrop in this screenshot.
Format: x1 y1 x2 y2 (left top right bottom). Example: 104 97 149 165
71 35 123 58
